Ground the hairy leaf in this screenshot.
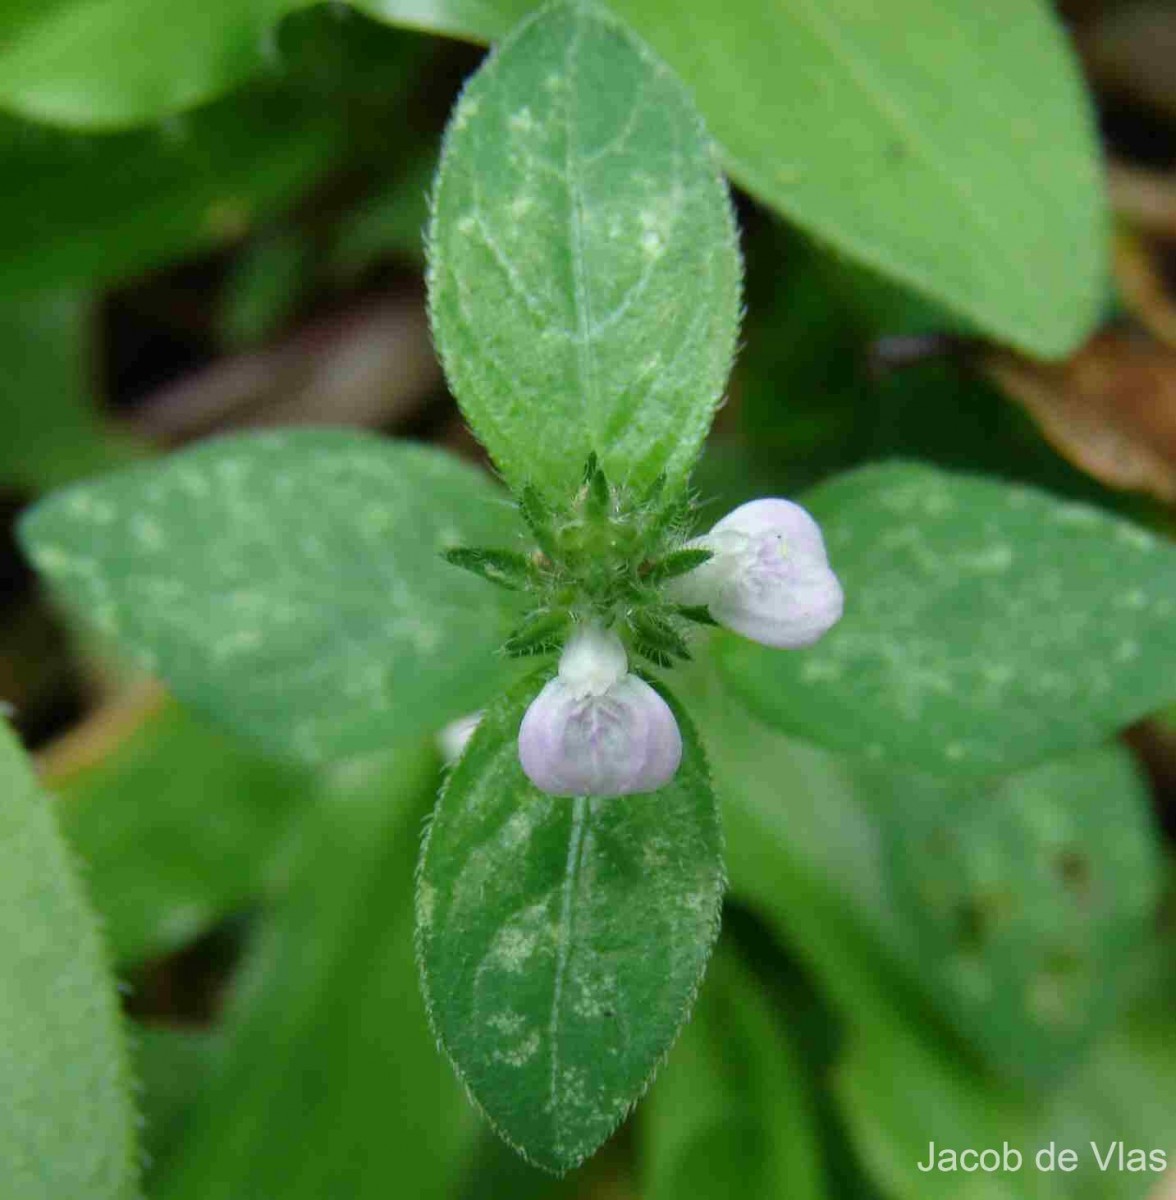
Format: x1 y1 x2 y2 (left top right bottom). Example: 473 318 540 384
417 674 724 1172
21 430 526 763
428 0 741 500
0 722 139 1200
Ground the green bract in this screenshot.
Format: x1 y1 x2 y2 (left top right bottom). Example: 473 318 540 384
417 677 724 1172
719 462 1176 775
447 454 714 669
20 429 527 763
427 0 741 499
0 723 139 1200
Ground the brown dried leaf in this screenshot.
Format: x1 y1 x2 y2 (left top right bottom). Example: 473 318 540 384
986 332 1176 502
1115 229 1176 348
1110 164 1176 241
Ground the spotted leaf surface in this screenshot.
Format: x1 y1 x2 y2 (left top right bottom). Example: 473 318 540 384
427 0 741 501
19 430 525 763
0 723 138 1200
416 675 724 1172
873 743 1162 1084
719 462 1176 775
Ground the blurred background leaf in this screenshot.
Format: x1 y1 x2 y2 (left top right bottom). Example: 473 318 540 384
0 289 134 490
642 939 825 1200
152 742 475 1200
44 686 309 965
0 0 1106 355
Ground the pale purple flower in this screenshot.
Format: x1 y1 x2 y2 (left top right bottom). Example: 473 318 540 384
518 624 681 797
673 498 843 648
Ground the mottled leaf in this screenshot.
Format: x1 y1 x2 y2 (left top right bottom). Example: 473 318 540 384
399 0 1111 355
680 659 1165 1084
873 743 1163 1083
0 722 139 1200
20 430 526 763
427 0 741 500
417 675 724 1172
719 462 1176 774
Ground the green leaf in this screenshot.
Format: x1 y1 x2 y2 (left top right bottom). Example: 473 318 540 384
718 462 1176 775
631 611 691 663
0 0 1100 355
0 722 139 1200
20 430 526 763
218 228 312 346
1040 979 1176 1200
0 97 339 297
328 145 438 276
872 743 1163 1084
642 940 824 1200
836 974 1176 1200
672 657 913 1019
378 0 1106 356
427 0 741 501
417 674 725 1172
0 289 134 491
677 659 1158 1083
0 1 284 128
131 1025 218 1188
154 744 474 1200
836 1000 1056 1200
52 693 309 965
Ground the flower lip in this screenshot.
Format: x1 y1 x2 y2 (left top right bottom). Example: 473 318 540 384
671 497 844 649
517 623 682 797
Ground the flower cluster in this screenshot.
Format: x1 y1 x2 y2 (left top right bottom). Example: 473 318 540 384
443 458 842 798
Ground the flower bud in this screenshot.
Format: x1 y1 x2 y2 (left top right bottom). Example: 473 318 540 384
672 498 843 648
518 624 682 797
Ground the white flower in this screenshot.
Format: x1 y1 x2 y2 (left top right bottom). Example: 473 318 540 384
673 498 843 648
437 711 482 764
518 623 682 797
